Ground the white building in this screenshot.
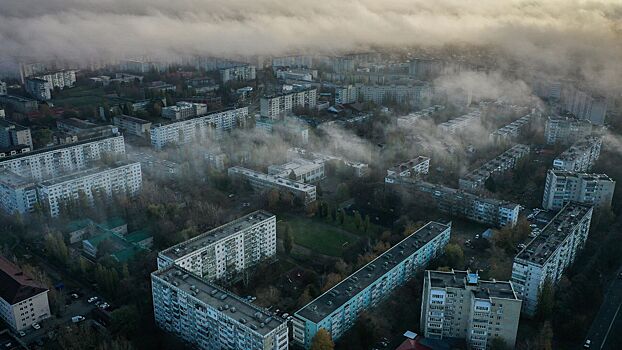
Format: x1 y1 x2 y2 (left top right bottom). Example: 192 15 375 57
355 83 431 107
0 170 38 214
272 55 313 69
385 156 430 183
489 111 538 145
37 162 142 217
25 78 52 100
511 203 593 316
0 134 126 181
152 265 289 350
276 69 314 82
0 120 33 149
553 137 602 172
544 116 593 145
421 270 521 350
260 89 317 119
150 107 248 150
459 144 531 191
220 65 257 83
158 211 276 281
0 256 51 331
335 85 358 105
112 115 152 138
397 105 445 130
228 166 317 204
438 110 482 135
287 148 370 178
542 170 615 210
268 158 325 183
161 102 208 121
34 70 76 90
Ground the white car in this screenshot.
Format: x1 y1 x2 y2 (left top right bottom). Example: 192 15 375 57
18 331 26 337
87 296 98 303
32 323 41 330
71 316 85 323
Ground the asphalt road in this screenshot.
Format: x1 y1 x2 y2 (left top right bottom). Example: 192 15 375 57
585 266 622 349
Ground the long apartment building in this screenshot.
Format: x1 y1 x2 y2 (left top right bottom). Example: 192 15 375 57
287 148 370 178
0 169 38 214
391 179 520 228
33 70 76 90
542 170 615 210
397 105 445 130
459 144 530 191
511 203 593 316
161 102 208 121
112 114 152 138
544 116 593 145
0 256 51 332
437 110 482 135
150 107 248 150
355 83 432 107
293 222 452 349
36 162 142 217
220 65 257 83
489 111 537 145
260 88 317 119
553 136 602 172
421 270 521 350
157 211 277 282
0 134 126 181
228 166 317 204
268 158 325 183
152 265 288 350
384 156 430 184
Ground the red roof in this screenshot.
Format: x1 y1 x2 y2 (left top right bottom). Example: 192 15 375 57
0 256 48 304
395 338 433 350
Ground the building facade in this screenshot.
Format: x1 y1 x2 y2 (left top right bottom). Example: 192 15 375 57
0 170 38 214
355 83 432 107
228 166 317 204
260 88 317 119
150 107 248 149
220 65 257 83
0 120 33 149
459 144 530 191
161 102 208 121
157 211 277 282
438 110 482 135
553 137 602 172
511 203 593 316
421 270 521 350
113 115 152 138
293 222 451 349
25 78 52 100
542 170 615 210
489 111 537 145
268 158 325 183
385 156 430 183
544 116 593 145
0 256 51 331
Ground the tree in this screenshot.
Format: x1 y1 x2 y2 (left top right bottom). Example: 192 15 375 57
310 328 334 350
322 273 342 292
283 225 293 255
443 243 465 268
354 211 362 230
110 305 140 337
489 337 510 350
536 278 555 320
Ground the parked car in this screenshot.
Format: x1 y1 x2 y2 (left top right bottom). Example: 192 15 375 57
583 339 591 348
32 323 41 330
87 296 98 303
18 331 26 337
99 302 110 310
71 316 85 323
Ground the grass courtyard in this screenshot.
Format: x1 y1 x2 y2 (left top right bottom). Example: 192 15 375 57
279 216 361 257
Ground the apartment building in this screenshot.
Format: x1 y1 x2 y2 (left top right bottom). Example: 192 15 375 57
385 156 430 183
256 117 310 145
459 144 530 191
542 170 615 210
161 102 208 121
0 134 125 181
152 265 288 350
544 116 593 145
228 166 317 204
0 95 39 114
150 107 248 149
37 162 142 217
113 115 152 137
421 270 521 350
157 211 276 281
553 136 602 172
33 70 76 90
559 85 607 125
220 65 257 83
511 203 593 316
268 158 325 183
272 55 313 69
293 222 451 349
391 179 520 228
397 105 445 130
0 256 51 331
260 88 317 119
25 78 52 101
0 120 33 149
129 152 181 179
489 111 537 145
438 110 482 135
334 85 358 105
287 148 370 178
355 83 431 107
0 170 38 214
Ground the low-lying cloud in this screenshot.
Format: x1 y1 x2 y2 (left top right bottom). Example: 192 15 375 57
0 0 620 91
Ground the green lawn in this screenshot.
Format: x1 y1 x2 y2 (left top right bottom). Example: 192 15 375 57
52 87 107 107
280 217 360 257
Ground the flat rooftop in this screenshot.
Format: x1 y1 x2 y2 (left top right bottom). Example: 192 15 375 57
516 202 593 265
550 169 614 182
153 265 285 336
427 270 518 300
388 156 430 173
114 114 151 124
160 210 274 260
229 166 316 192
0 134 122 163
296 221 450 324
0 169 34 188
38 162 138 186
556 137 601 161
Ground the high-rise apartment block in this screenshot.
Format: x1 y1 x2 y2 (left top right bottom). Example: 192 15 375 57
553 137 602 172
150 107 248 149
228 166 317 204
544 116 593 145
0 170 38 215
0 134 125 181
220 65 257 83
459 144 530 191
25 78 52 100
511 203 593 316
420 270 521 350
384 156 430 183
0 120 33 149
542 170 615 210
293 222 451 349
0 256 51 331
260 88 317 119
33 70 76 90
152 265 289 350
157 211 277 281
355 83 432 107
